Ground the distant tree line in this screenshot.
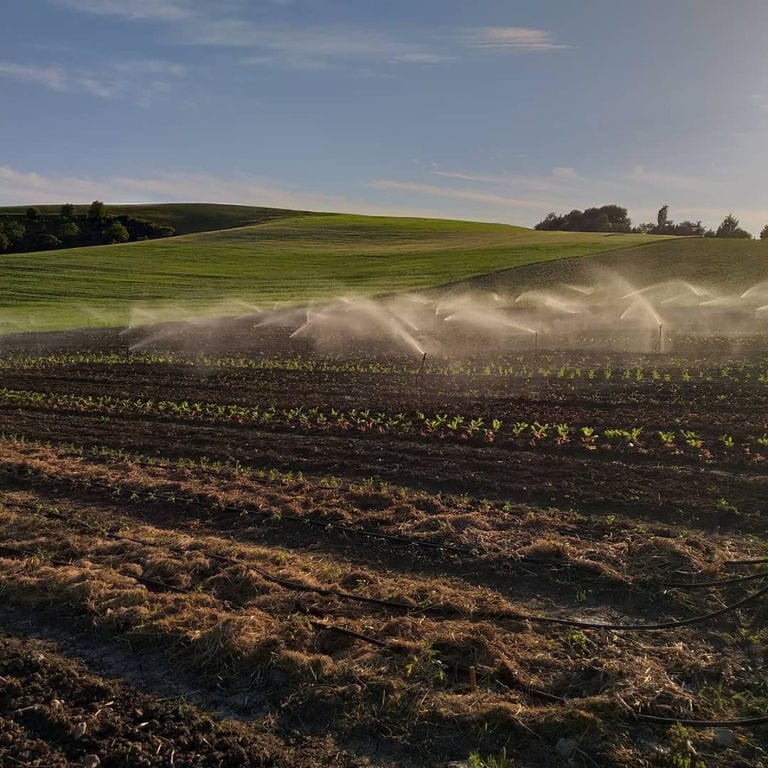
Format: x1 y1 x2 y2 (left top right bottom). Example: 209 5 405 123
534 205 632 233
535 203 764 239
0 201 175 254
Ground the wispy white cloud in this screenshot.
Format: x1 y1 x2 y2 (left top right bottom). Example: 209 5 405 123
52 0 566 69
390 52 458 65
183 21 565 67
371 179 547 209
186 20 448 70
113 60 187 77
628 165 717 192
0 58 187 105
434 164 717 199
552 166 579 179
0 62 67 90
465 26 567 51
0 166 450 220
433 166 589 194
53 0 195 21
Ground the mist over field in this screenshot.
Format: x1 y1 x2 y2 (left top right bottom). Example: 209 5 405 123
107 270 768 360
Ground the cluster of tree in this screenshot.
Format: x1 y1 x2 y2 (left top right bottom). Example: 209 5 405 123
634 206 754 238
535 203 765 240
534 205 631 233
0 201 175 254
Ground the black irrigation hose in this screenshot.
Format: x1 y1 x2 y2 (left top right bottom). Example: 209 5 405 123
307 620 391 650
663 571 768 588
0 524 561 704
635 712 768 727
306 619 560 705
725 557 768 567
26 506 768 634
6 503 768 723
515 581 768 632
7 541 764 722
6 475 768 634
144 537 768 632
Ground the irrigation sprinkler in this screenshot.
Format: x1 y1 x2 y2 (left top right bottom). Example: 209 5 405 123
415 352 427 383
658 323 663 354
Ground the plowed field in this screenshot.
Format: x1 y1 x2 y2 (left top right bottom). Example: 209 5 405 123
1 327 767 767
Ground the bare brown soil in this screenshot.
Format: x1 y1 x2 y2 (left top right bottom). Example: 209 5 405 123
0 328 767 767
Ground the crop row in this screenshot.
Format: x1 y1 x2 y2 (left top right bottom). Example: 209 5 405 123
2 351 768 384
1 387 767 463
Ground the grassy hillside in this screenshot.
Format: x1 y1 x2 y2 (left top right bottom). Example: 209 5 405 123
0 212 668 332
455 236 768 296
0 203 314 235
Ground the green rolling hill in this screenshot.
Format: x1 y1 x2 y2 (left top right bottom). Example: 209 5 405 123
452 236 768 296
2 203 764 333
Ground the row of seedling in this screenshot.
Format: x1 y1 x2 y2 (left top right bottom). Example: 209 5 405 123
1 387 766 462
4 351 768 386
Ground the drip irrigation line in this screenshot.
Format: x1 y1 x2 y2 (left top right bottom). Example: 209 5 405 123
725 557 768 567
5 461 759 590
7 506 768 719
7 465 768 636
9 485 768 634
489 674 567 704
511 581 768 632
635 712 768 727
663 571 768 588
0 525 560 705
307 621 392 650
24 505 768 634
7 538 767 720
157 543 768 632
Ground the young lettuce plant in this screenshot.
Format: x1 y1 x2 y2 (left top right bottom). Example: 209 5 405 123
580 426 598 450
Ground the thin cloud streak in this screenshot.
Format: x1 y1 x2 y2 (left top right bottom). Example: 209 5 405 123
179 21 567 67
182 20 452 69
53 0 566 69
432 168 588 194
434 164 720 198
54 0 195 21
0 62 67 90
0 166 452 221
0 58 187 105
371 179 548 209
629 165 718 192
465 26 568 51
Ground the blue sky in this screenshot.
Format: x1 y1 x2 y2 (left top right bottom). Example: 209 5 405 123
3 0 768 232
